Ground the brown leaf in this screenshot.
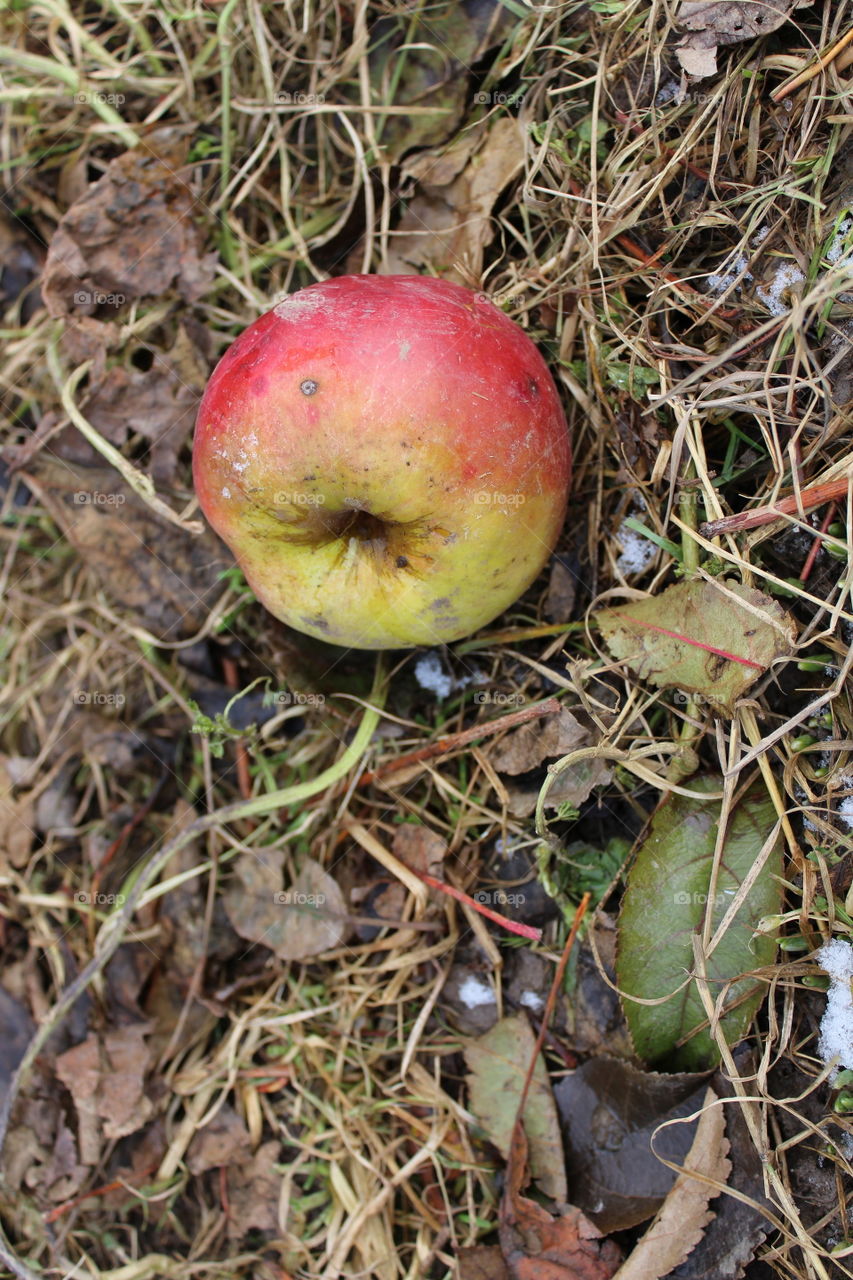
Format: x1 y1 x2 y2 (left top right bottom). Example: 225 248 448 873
226 1140 282 1238
492 709 588 776
20 453 231 640
554 1057 713 1232
42 129 215 320
500 1120 622 1280
675 0 809 78
55 1023 154 1160
391 822 448 879
385 118 526 280
0 758 35 870
223 851 346 960
187 1104 252 1175
459 1245 511 1280
545 560 577 624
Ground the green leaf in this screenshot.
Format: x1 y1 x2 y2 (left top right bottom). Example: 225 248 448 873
617 776 783 1070
595 578 796 715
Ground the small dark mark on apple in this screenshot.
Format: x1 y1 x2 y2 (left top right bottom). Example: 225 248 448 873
300 379 319 395
431 597 451 611
302 614 330 633
396 555 409 568
527 375 539 396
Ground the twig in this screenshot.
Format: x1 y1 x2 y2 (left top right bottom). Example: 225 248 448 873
771 25 853 102
700 475 852 537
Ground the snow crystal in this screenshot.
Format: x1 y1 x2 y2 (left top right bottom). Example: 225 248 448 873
615 520 658 575
817 940 853 1075
826 219 852 266
520 990 545 1012
414 652 453 699
756 261 805 317
706 254 752 295
839 796 853 831
458 975 497 1009
752 225 770 246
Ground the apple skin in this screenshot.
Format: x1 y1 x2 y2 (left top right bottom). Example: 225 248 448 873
193 275 571 650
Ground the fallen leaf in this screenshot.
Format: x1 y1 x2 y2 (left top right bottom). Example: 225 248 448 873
612 1087 730 1280
545 559 578 624
675 0 809 78
459 1245 511 1280
20 453 231 641
595 579 795 715
391 822 448 879
41 129 215 321
465 1015 568 1203
187 1104 252 1174
490 707 612 819
555 1058 713 1232
226 1140 282 1238
385 117 526 279
617 776 783 1070
55 1023 154 1161
500 1120 622 1280
223 850 346 960
0 757 35 870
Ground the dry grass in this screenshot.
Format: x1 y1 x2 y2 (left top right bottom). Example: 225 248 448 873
1 0 853 1277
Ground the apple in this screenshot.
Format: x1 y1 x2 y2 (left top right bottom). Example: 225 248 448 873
193 275 571 650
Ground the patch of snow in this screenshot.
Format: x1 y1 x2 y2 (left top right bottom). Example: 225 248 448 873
655 79 681 106
826 218 852 266
756 261 805 317
415 652 453 699
706 253 753 295
816 940 853 1075
752 225 770 245
520 990 545 1012
839 796 853 831
458 975 497 1009
615 520 658 575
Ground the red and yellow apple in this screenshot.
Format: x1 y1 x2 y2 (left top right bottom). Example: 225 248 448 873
193 275 571 649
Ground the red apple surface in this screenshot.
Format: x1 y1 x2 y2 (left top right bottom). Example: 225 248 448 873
193 275 571 649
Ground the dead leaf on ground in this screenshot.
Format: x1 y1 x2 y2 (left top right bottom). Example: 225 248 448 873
0 757 36 870
226 1140 282 1238
223 850 346 960
545 559 577 624
490 706 613 818
554 1057 713 1232
458 1245 511 1280
675 0 809 78
81 324 208 484
500 1119 622 1280
385 117 526 280
54 1023 154 1162
41 129 215 322
391 822 448 879
187 1103 252 1175
613 1087 729 1280
19 453 231 640
595 579 795 715
464 1015 568 1203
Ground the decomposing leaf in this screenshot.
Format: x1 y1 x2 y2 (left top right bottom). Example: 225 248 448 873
226 1140 282 1239
0 757 35 870
675 0 809 78
391 822 448 879
187 1103 252 1175
554 1057 712 1232
223 850 346 961
616 776 783 1070
465 1015 567 1203
41 129 215 321
595 579 795 715
613 1087 730 1280
500 1119 623 1280
54 1023 154 1161
20 453 231 641
491 706 612 819
458 1245 511 1280
385 117 526 279
366 0 514 163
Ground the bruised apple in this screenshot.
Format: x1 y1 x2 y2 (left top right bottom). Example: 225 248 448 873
193 275 571 650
